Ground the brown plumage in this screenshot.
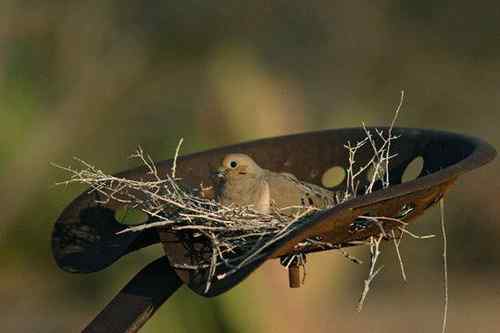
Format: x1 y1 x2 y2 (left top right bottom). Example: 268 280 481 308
215 153 337 215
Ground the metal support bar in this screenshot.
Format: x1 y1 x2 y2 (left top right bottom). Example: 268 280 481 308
83 257 183 333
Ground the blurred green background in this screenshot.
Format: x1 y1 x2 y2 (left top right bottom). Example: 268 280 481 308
1 1 499 332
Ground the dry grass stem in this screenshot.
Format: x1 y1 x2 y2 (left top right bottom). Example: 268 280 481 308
171 138 184 179
440 198 448 333
392 229 407 282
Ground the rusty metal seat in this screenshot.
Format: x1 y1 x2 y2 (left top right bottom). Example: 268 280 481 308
52 127 496 332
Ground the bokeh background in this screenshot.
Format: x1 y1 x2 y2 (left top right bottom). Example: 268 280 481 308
1 1 499 332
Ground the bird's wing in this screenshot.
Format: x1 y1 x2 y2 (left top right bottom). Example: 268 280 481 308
265 171 337 212
254 178 271 214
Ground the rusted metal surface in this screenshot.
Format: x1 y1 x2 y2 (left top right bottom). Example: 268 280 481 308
288 263 301 288
52 127 496 332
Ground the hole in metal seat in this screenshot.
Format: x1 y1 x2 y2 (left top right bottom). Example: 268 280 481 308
115 206 149 226
321 166 345 188
402 156 424 183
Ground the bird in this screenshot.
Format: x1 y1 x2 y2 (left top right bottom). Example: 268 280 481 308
215 153 338 215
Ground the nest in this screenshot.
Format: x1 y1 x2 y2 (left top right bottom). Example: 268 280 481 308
58 125 403 288
56 92 432 308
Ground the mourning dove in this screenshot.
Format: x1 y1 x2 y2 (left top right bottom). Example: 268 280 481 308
215 153 337 215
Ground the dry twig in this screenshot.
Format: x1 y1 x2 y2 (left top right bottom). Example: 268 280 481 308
357 234 384 311
55 145 329 292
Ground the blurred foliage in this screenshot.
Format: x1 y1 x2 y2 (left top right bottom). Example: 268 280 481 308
0 1 499 332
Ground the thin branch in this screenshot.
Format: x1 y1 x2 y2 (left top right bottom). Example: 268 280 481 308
339 248 364 265
385 90 404 186
357 234 384 312
398 227 436 239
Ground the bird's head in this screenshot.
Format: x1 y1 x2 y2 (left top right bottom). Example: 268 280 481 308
216 153 263 181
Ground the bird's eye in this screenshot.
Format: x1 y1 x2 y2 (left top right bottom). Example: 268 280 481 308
230 161 238 168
